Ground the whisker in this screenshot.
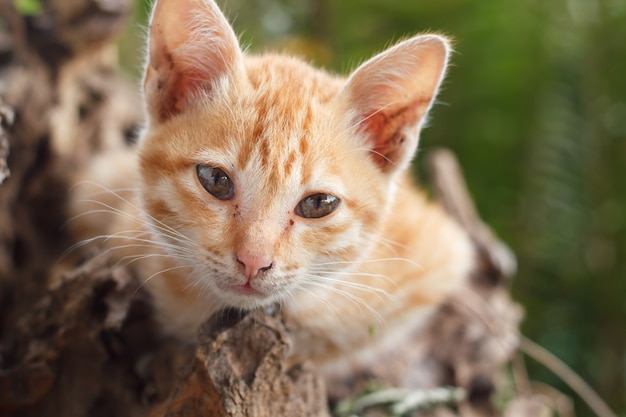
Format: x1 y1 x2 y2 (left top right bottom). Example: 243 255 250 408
65 230 197 260
324 276 397 297
285 283 346 331
137 263 196 292
301 278 385 324
304 273 399 303
313 257 422 270
73 199 194 248
115 251 196 268
362 231 414 254
307 268 397 287
73 181 194 244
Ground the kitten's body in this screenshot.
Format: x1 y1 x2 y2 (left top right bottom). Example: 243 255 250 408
71 0 474 378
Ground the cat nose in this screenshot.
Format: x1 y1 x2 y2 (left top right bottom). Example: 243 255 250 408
236 252 273 281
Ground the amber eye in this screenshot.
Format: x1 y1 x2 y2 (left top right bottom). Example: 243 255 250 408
197 165 234 200
296 193 340 219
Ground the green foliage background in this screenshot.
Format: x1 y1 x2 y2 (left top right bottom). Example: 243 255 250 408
120 0 626 415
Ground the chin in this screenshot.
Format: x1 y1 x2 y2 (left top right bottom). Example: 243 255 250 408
215 287 276 311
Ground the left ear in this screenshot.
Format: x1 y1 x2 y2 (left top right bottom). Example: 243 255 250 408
339 35 450 173
143 0 245 123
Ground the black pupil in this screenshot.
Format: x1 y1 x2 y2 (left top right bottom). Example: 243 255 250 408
197 165 233 200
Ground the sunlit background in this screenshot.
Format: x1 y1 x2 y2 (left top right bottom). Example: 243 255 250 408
120 0 626 415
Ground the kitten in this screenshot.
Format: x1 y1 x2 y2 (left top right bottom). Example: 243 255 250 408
71 0 475 379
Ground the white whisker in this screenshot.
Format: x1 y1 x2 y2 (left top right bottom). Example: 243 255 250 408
308 272 397 293
65 230 198 261
72 181 194 245
74 198 194 248
137 264 196 291
304 273 399 303
301 277 385 324
314 257 422 270
286 283 346 331
362 231 414 254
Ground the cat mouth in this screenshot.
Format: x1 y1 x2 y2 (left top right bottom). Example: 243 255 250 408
229 283 263 296
218 282 267 299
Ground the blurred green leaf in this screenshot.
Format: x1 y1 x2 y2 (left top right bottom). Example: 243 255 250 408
14 0 42 16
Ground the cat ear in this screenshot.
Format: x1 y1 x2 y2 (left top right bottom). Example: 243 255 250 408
144 0 244 122
340 35 450 173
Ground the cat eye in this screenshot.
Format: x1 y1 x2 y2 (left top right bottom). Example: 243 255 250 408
296 193 340 219
196 165 234 200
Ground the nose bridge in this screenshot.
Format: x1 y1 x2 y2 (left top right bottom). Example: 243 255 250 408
234 167 291 261
238 218 273 249
235 204 281 258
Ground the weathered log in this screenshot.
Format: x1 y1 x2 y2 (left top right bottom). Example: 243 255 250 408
151 310 329 417
0 2 142 416
1 256 161 417
0 101 12 184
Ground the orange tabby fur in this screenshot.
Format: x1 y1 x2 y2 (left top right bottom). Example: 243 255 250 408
70 0 474 378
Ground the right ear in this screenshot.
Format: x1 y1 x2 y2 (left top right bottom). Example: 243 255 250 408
144 0 244 122
338 35 450 174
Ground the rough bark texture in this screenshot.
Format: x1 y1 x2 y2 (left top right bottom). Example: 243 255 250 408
151 311 330 417
0 1 556 416
0 101 12 184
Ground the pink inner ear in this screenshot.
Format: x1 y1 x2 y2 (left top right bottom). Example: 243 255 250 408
146 61 207 122
144 0 243 123
343 35 450 173
362 98 433 170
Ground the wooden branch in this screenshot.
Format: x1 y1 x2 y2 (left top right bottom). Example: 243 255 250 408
427 149 517 282
0 101 13 184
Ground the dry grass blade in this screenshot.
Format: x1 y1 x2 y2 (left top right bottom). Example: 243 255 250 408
520 337 617 417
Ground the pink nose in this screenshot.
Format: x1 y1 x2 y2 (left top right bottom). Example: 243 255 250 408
236 251 273 281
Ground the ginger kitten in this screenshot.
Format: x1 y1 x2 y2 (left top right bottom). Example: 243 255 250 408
71 0 475 379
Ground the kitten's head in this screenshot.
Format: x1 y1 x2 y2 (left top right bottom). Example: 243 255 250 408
139 0 449 310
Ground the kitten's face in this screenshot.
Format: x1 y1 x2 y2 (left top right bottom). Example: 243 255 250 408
140 58 387 309
140 0 448 311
